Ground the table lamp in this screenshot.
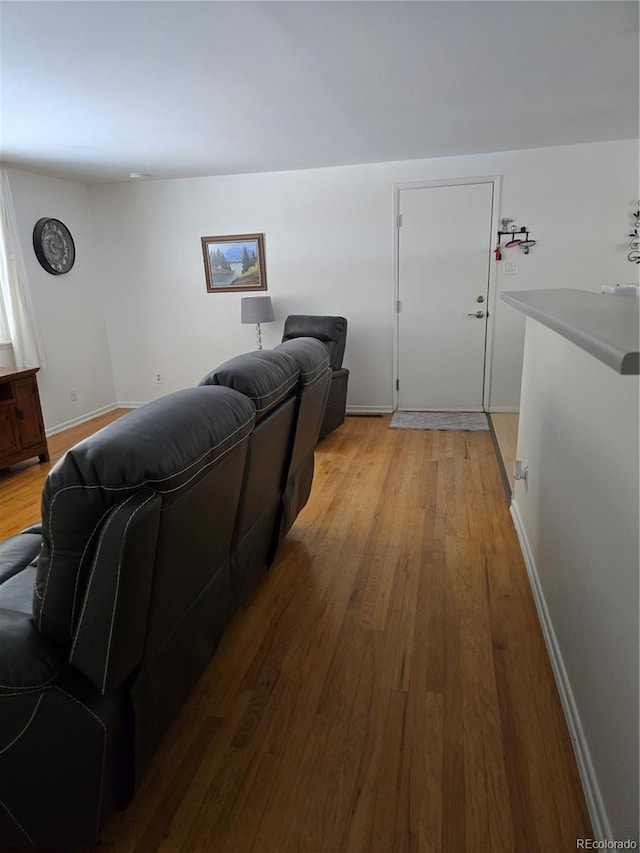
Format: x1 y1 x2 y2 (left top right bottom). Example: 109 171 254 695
241 295 275 350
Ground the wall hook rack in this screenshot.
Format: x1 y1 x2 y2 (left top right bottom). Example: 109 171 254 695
494 223 536 260
627 202 639 264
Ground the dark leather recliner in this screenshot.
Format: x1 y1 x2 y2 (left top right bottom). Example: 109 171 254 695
200 338 331 567
274 337 331 538
200 348 299 605
0 386 255 847
0 341 331 848
281 315 349 438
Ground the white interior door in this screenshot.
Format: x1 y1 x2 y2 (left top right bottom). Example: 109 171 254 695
397 181 494 411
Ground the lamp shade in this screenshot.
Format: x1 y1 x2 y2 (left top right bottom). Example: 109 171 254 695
241 296 275 324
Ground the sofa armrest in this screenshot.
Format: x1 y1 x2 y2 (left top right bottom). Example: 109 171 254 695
70 489 161 695
0 528 42 585
0 525 65 692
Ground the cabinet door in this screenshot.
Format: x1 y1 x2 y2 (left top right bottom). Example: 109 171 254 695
0 403 21 459
13 377 45 449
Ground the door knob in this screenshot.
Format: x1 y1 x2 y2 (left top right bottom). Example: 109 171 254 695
467 311 485 318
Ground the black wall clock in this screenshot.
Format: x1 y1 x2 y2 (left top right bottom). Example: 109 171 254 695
33 218 76 275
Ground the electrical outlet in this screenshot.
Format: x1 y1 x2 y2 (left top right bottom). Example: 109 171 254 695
70 387 77 402
503 260 519 275
155 373 163 384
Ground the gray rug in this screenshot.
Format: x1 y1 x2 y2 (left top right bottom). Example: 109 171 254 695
389 411 489 431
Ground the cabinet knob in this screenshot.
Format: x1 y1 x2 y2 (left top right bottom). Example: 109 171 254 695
17 410 24 420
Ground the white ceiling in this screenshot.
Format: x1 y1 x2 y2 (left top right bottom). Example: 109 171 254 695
1 1 638 184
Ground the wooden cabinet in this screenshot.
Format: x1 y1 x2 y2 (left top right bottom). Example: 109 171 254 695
0 367 49 468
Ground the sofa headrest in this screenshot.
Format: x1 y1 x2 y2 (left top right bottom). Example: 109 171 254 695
33 386 255 642
199 349 299 421
274 337 331 388
281 315 347 370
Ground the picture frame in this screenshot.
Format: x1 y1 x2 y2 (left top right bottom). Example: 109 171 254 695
201 233 267 293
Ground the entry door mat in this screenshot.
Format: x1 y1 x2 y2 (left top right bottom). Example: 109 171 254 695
389 411 489 431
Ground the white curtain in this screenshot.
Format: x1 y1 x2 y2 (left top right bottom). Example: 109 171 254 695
0 170 47 368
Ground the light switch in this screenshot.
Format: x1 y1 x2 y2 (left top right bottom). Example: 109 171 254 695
503 261 518 275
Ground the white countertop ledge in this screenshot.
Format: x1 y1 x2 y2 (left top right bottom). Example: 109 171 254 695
501 288 639 375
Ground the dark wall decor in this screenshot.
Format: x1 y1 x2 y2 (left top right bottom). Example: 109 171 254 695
32 218 75 275
628 203 640 264
494 217 536 260
201 233 267 293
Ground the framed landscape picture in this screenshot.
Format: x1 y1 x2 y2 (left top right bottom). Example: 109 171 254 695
201 233 267 293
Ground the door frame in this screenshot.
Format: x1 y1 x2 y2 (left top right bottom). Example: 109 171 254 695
392 175 502 412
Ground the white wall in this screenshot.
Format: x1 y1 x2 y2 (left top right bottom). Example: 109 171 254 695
512 319 639 842
6 169 116 431
89 139 637 411
90 166 394 407
5 139 637 424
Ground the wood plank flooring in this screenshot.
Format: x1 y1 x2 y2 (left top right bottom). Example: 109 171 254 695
0 412 591 851
0 408 128 540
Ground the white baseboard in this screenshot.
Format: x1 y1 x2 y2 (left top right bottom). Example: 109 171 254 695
487 406 520 413
115 401 145 410
46 404 121 437
48 400 383 437
510 500 610 842
47 402 147 437
346 405 393 415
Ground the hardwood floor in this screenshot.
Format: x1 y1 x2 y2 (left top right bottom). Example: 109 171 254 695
1 412 591 851
0 408 128 539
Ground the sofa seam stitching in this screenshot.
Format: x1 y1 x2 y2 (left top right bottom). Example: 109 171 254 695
54 686 107 842
101 492 157 693
37 415 254 632
69 492 141 663
0 693 44 756
0 797 36 848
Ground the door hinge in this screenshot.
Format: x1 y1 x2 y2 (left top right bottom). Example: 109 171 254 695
396 379 399 391
395 300 402 312
397 213 402 228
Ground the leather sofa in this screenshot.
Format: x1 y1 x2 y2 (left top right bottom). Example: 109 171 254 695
0 338 330 848
281 315 349 438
